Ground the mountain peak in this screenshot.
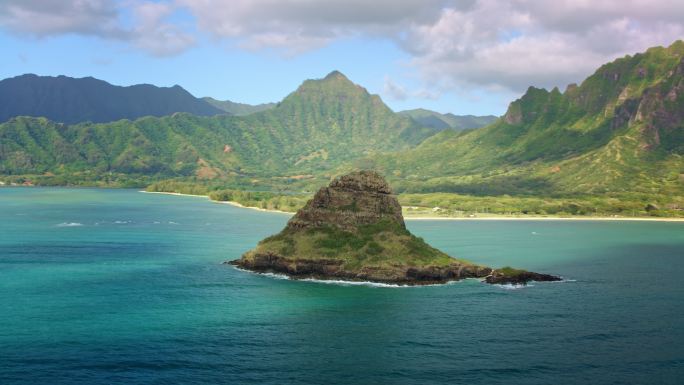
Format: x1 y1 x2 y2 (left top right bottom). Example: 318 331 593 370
286 170 403 232
323 70 348 81
288 70 373 102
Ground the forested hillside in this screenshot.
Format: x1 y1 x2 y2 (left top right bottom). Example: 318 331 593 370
0 72 431 184
360 41 684 198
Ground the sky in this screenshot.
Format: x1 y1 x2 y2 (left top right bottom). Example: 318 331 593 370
1 1 683 116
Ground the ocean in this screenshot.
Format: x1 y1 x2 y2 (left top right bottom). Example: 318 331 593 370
1 188 682 384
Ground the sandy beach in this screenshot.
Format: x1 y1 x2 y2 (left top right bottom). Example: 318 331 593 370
403 215 684 222
141 190 293 215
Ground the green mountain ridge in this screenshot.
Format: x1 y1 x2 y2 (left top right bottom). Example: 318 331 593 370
398 108 498 131
359 41 684 197
0 71 432 182
202 97 276 116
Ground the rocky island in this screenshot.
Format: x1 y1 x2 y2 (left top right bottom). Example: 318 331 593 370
229 170 560 285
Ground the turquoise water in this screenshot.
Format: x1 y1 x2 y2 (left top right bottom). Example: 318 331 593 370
1 188 683 384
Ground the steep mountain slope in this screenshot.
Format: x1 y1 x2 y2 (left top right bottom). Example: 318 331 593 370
236 71 434 173
203 97 276 116
363 41 684 196
0 71 432 181
399 108 498 131
0 74 224 124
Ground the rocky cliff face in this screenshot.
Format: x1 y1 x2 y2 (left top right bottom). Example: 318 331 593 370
286 170 404 232
229 170 560 285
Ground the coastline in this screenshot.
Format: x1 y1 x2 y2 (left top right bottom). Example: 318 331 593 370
403 215 684 222
141 190 292 215
142 191 208 198
140 190 684 222
213 199 293 215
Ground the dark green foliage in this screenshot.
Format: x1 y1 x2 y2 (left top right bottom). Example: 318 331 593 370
403 236 436 258
497 266 527 276
313 220 407 251
314 227 368 251
365 241 383 255
356 219 408 237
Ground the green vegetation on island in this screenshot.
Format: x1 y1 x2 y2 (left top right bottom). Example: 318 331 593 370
251 219 460 271
232 171 560 285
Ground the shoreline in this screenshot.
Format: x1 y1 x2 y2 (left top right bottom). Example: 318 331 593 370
141 190 292 215
141 190 684 222
213 199 293 215
403 215 684 222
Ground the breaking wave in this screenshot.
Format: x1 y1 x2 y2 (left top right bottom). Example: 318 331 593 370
56 222 84 227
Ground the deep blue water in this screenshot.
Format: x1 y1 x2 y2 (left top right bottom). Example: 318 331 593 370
1 188 683 384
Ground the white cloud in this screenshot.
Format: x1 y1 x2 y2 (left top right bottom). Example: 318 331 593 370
0 0 123 37
383 76 408 101
0 0 195 57
1 0 683 92
129 2 195 56
383 76 441 101
400 0 684 91
176 0 684 91
175 0 448 53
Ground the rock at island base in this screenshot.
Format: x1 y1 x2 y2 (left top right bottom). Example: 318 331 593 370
485 270 562 285
229 170 560 286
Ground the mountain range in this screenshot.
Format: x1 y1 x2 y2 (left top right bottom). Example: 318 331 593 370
1 41 683 203
0 74 226 124
0 71 434 181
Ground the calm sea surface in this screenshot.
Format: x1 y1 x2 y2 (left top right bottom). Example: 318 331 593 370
1 188 683 384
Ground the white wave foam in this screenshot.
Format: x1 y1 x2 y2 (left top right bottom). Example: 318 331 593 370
56 222 84 227
298 277 413 288
552 278 577 283
113 220 131 224
492 278 575 289
496 283 534 290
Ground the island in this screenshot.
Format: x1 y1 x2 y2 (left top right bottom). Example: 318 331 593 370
229 170 561 285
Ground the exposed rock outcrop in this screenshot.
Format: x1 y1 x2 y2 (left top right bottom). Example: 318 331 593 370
229 170 560 286
286 170 404 232
486 270 562 285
